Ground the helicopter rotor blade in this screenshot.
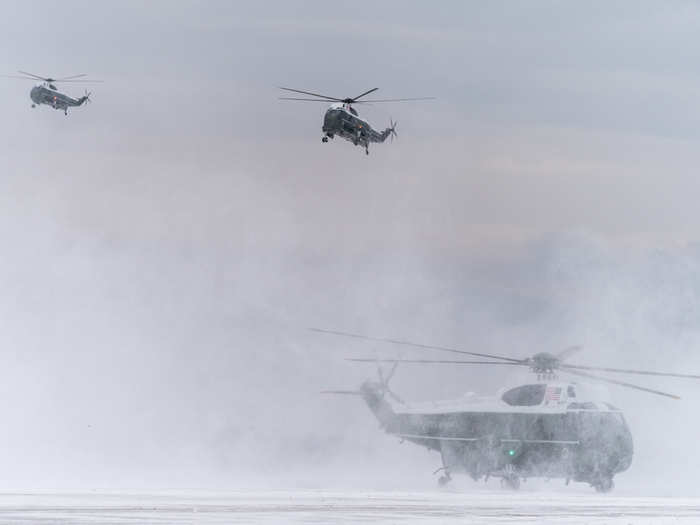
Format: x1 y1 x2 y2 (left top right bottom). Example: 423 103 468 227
278 87 342 101
320 390 363 396
346 358 526 366
278 97 339 102
55 74 87 81
561 363 700 380
53 79 104 83
387 389 407 406
385 360 399 383
354 97 436 103
14 71 103 83
351 87 379 101
17 70 49 81
376 363 386 386
556 345 583 362
562 368 681 400
311 327 523 363
0 75 43 80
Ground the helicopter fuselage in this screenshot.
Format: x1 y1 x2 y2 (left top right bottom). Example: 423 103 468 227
361 381 633 492
30 83 87 114
315 326 693 492
322 104 394 153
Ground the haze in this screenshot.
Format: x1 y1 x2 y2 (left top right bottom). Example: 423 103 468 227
0 1 700 493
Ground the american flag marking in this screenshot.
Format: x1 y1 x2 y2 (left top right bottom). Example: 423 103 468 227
545 387 562 402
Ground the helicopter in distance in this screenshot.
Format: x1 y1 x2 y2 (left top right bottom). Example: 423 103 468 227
2 71 102 115
279 87 434 155
314 328 700 493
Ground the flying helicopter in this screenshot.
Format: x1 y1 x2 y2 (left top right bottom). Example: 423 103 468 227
279 87 433 155
314 328 700 493
3 71 102 115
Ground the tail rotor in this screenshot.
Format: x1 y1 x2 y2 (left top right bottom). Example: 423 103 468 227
389 118 398 142
376 359 405 405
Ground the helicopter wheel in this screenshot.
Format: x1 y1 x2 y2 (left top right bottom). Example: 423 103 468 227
31 104 35 108
322 136 328 143
500 465 520 490
593 478 614 493
502 476 520 490
365 147 369 155
437 474 451 488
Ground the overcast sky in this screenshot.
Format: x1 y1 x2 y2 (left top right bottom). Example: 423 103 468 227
2 1 700 491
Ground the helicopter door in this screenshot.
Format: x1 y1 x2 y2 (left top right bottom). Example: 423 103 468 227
342 118 355 134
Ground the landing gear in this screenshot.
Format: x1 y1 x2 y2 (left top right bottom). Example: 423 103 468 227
501 465 520 490
321 136 329 143
593 477 614 493
434 465 452 488
31 104 35 108
365 146 369 155
502 476 520 490
437 473 452 487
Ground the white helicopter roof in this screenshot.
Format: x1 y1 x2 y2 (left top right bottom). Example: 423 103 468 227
326 103 372 123
394 381 620 415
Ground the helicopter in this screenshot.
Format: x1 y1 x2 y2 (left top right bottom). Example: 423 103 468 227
315 328 700 493
279 87 433 155
3 71 102 115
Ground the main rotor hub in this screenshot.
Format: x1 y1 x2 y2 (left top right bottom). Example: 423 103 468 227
528 352 560 374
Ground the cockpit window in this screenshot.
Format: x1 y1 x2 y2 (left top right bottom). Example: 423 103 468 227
501 384 546 406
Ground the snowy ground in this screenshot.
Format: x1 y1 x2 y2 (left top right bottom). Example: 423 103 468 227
0 490 698 524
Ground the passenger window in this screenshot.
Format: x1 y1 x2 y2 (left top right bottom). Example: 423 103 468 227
501 385 546 406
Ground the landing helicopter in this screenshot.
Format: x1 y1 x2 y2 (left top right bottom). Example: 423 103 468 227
3 71 102 115
315 328 700 493
279 87 433 155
